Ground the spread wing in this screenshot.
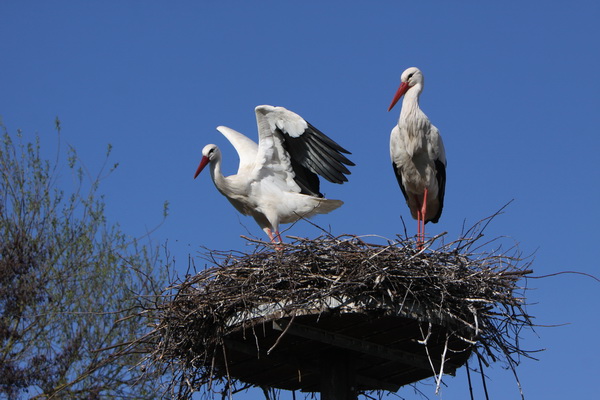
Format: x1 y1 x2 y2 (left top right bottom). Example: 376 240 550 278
216 125 259 174
254 105 354 197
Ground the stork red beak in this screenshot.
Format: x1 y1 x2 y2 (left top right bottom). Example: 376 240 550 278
194 156 210 179
388 81 410 111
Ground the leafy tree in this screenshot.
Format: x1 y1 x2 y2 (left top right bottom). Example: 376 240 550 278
0 119 168 399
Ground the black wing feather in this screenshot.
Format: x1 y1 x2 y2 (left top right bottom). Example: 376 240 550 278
392 162 410 203
277 130 323 196
301 141 343 182
429 158 446 224
278 121 354 195
305 132 352 176
290 157 323 197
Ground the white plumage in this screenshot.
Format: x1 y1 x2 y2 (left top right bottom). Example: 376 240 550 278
388 67 447 248
195 105 354 243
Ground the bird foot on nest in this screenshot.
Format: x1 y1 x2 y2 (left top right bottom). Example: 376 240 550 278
267 230 284 251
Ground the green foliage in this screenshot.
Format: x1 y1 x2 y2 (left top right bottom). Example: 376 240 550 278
0 120 167 399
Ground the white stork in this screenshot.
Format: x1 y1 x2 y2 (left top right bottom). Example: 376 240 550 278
194 105 354 244
388 67 447 248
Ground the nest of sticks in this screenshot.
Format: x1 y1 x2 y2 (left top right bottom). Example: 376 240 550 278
142 216 535 399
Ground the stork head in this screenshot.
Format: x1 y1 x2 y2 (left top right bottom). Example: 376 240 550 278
194 144 220 179
388 67 424 111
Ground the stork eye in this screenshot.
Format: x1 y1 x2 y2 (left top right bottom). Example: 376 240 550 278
407 73 414 80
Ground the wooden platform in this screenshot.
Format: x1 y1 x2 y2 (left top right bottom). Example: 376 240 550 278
216 298 475 393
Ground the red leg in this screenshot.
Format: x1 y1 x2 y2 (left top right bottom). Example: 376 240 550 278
417 212 424 250
417 209 421 247
414 189 429 250
266 228 284 250
420 188 428 248
414 194 424 250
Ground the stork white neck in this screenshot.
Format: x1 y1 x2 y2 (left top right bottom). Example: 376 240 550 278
399 82 424 122
206 152 229 196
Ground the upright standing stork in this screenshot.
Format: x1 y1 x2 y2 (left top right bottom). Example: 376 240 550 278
388 67 447 248
194 105 354 244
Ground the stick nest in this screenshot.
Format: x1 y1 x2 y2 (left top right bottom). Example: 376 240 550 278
143 225 534 398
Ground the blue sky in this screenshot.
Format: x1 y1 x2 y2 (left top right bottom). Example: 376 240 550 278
1 1 599 398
